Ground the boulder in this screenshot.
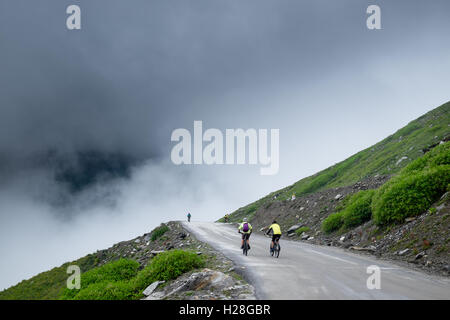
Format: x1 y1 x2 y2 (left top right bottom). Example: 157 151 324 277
395 156 408 166
287 224 304 234
143 281 165 296
415 252 425 260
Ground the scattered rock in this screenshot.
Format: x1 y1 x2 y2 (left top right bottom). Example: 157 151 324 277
334 194 342 200
143 281 165 296
398 248 410 256
287 224 304 234
178 232 187 240
415 252 425 260
396 156 408 166
150 250 165 256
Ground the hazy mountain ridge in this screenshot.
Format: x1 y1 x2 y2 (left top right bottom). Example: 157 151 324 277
227 101 450 222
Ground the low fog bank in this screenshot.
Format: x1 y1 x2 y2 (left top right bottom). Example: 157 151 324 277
0 159 280 290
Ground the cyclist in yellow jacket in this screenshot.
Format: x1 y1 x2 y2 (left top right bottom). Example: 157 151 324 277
266 220 282 252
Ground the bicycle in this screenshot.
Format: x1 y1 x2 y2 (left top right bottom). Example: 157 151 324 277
240 231 250 256
266 233 280 258
243 238 249 256
271 238 281 258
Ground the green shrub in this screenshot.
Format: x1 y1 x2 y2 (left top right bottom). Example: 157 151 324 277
151 224 169 241
61 259 139 299
61 250 204 300
295 226 310 236
402 142 449 173
72 280 135 300
372 165 450 225
322 211 345 233
342 190 375 228
321 190 375 232
132 250 204 293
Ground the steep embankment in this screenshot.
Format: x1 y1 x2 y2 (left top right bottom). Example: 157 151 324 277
227 102 449 222
226 102 450 276
0 222 254 300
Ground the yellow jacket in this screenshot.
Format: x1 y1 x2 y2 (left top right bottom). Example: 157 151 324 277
268 223 282 235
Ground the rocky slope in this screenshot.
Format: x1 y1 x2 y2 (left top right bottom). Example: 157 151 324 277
227 102 449 222
224 102 449 277
248 180 449 277
0 221 255 300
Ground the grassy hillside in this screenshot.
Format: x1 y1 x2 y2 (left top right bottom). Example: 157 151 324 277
0 222 200 300
227 102 450 222
0 253 101 300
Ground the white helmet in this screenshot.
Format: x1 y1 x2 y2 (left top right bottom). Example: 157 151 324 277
243 218 248 222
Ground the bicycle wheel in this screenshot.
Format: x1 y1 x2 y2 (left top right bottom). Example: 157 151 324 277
275 242 280 258
243 241 248 256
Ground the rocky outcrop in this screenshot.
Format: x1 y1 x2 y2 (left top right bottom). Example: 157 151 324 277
144 268 255 300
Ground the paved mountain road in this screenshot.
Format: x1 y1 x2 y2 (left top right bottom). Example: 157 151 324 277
182 221 450 299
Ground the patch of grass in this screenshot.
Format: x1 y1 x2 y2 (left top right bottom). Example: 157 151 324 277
321 190 375 232
295 226 310 236
372 143 450 225
322 211 345 233
230 272 243 281
60 259 140 300
342 190 376 228
131 250 204 297
151 224 170 241
61 250 204 300
0 253 102 300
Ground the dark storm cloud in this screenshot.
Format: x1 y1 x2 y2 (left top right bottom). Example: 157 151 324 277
1 0 450 196
0 0 367 160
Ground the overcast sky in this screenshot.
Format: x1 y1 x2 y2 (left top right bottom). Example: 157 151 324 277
0 0 449 290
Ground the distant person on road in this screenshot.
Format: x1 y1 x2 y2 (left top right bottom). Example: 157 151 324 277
266 220 282 252
238 218 253 250
224 214 229 222
291 193 296 201
187 212 191 222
